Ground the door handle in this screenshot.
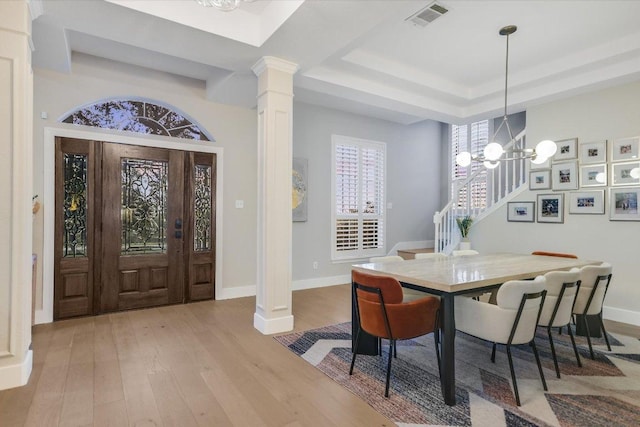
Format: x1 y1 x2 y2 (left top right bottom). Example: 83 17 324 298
175 218 182 229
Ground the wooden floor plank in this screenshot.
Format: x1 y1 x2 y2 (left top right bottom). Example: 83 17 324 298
3 285 397 426
92 399 129 427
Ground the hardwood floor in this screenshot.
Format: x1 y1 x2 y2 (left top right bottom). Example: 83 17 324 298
2 284 637 426
0 285 392 427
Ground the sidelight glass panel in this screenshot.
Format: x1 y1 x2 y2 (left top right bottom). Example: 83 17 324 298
194 164 212 251
63 154 88 258
121 158 168 255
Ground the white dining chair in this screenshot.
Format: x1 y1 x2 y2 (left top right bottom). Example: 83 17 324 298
573 262 613 359
414 252 447 260
537 269 581 378
455 276 548 406
452 249 479 256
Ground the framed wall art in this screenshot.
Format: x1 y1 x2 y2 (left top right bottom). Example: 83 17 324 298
611 161 640 186
569 190 605 214
579 140 607 164
292 157 308 222
611 137 639 162
553 138 578 162
579 164 607 187
609 187 640 221
551 161 579 191
529 169 551 190
507 201 535 222
537 193 564 223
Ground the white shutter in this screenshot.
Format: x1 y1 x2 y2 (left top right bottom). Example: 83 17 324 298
332 135 386 260
451 120 489 210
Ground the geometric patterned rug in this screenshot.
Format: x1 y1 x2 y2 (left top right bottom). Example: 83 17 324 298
275 322 640 427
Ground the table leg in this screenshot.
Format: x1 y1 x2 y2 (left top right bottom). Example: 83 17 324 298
440 293 457 405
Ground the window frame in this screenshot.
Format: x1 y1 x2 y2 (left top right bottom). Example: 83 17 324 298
331 135 387 261
450 120 491 210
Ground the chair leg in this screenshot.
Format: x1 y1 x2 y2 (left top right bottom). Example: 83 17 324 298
393 340 397 358
433 330 441 378
531 340 548 391
384 340 393 397
583 315 596 359
491 343 497 363
599 314 612 351
547 327 561 378
350 329 361 375
505 345 521 406
567 322 582 367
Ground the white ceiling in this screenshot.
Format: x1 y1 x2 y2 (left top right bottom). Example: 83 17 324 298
29 0 640 125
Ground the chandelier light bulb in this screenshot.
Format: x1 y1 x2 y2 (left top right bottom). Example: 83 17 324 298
484 142 504 161
483 160 500 169
595 172 606 183
630 167 640 179
535 140 558 159
530 154 548 165
456 152 472 167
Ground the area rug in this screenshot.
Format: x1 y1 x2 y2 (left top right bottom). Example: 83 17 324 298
275 323 640 426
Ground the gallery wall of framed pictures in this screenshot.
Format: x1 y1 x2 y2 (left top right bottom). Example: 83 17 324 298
521 135 640 223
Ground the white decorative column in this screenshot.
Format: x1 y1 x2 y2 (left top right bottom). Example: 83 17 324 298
0 0 34 390
251 57 299 334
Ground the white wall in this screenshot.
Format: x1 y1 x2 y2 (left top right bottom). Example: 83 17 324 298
32 54 258 312
472 81 640 326
292 102 442 286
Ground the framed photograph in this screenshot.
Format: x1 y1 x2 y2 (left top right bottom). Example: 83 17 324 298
569 190 605 214
579 164 607 187
553 138 578 162
611 161 640 186
537 193 564 223
551 160 579 191
609 187 640 221
611 137 639 162
529 169 551 190
579 140 607 164
507 201 535 222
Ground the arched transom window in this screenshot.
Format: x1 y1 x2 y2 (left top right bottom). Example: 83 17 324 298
62 99 212 141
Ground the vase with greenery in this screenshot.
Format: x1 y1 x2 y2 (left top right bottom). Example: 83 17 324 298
456 215 473 247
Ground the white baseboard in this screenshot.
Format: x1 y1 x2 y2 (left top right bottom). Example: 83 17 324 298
387 240 434 256
0 350 33 391
216 284 256 300
292 274 350 291
603 305 640 327
253 312 294 335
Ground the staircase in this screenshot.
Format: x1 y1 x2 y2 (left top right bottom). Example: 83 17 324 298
434 129 528 254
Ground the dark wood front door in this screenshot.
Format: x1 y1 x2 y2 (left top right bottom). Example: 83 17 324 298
54 138 216 319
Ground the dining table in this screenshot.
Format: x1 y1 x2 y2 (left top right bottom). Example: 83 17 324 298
351 252 600 406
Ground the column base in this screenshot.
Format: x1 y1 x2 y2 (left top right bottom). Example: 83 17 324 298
254 312 294 335
0 349 32 391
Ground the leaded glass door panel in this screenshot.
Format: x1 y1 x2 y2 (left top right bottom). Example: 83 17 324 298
101 143 185 312
54 138 95 319
185 152 216 301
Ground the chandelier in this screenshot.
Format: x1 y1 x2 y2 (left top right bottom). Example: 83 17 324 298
196 0 253 12
456 25 557 169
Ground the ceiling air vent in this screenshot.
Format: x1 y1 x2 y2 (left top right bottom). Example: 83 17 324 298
406 2 449 27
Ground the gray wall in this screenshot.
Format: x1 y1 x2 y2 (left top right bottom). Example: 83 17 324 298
292 102 443 282
473 81 640 325
33 54 258 304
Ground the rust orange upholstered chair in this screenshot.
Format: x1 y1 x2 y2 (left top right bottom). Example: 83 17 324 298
531 251 578 259
350 270 441 397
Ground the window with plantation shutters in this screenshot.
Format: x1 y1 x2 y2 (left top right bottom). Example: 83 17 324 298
451 120 489 210
332 135 386 260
